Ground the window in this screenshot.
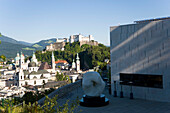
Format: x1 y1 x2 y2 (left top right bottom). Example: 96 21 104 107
120 73 163 88
34 81 36 85
42 80 45 84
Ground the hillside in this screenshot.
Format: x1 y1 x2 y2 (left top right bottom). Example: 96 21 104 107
0 35 21 45
32 38 56 50
0 34 56 58
0 41 35 58
19 41 32 46
35 42 110 70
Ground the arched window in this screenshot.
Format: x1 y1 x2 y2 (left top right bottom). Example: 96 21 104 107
41 74 44 78
21 76 22 79
43 80 45 84
34 81 36 85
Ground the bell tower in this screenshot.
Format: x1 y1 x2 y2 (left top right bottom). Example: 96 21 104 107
52 52 55 71
76 53 80 72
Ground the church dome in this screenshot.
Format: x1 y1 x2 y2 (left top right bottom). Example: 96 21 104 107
28 62 37 67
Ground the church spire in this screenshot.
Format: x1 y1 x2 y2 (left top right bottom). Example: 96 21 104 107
76 53 80 72
76 53 80 60
72 58 76 69
52 51 55 71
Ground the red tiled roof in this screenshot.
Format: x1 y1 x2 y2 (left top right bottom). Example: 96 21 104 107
55 60 68 64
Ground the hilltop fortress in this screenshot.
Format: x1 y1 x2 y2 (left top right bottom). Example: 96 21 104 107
45 34 98 51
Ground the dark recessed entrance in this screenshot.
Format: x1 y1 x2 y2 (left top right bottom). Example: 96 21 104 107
120 73 163 88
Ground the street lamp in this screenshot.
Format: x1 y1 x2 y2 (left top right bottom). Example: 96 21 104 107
119 81 123 98
114 81 117 97
129 81 133 99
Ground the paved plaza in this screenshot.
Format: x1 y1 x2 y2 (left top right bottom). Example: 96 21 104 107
57 86 170 113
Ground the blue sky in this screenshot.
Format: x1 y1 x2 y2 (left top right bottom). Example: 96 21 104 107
0 0 170 45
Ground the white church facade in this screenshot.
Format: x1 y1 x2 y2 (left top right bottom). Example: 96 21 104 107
14 52 56 87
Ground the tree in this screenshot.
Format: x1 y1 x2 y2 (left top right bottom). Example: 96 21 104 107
0 95 80 113
0 55 6 61
22 92 36 104
56 72 64 81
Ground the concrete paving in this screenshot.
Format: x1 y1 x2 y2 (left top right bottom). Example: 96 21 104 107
57 86 170 113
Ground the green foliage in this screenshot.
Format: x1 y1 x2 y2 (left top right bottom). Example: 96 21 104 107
21 101 42 113
22 92 37 104
22 47 35 50
0 98 23 113
32 44 43 48
0 95 80 113
33 38 56 50
0 41 34 58
0 55 6 61
45 40 53 44
56 72 63 81
22 88 56 104
55 72 70 83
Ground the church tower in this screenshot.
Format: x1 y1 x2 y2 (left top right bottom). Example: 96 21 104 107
72 59 76 69
31 51 38 65
51 52 55 71
76 53 80 72
15 52 20 66
20 52 25 69
18 68 24 87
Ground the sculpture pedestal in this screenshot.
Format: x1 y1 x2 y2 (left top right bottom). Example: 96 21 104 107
80 94 109 107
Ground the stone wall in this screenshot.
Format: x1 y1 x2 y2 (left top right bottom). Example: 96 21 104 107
110 19 170 102
38 80 81 105
80 41 98 46
46 42 65 51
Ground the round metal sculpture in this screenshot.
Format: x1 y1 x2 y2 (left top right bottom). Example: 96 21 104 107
80 71 109 107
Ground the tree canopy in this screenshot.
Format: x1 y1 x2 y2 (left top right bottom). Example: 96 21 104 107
0 55 6 61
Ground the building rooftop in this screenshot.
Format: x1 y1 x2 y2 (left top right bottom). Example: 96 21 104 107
55 60 68 64
38 62 51 70
134 16 170 24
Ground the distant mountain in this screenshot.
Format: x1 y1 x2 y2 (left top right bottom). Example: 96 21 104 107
32 38 56 50
0 41 35 58
0 35 21 45
0 35 32 46
19 41 32 46
0 34 57 58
